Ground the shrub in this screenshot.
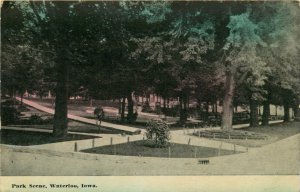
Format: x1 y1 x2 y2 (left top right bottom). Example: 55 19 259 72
1 99 15 106
142 101 155 113
146 119 170 148
17 105 30 112
1 106 19 125
43 117 54 124
29 114 43 124
132 111 138 122
161 105 180 117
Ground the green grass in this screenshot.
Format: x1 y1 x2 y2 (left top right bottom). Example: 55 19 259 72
6 102 122 134
26 98 178 128
211 121 300 147
1 129 100 146
81 140 240 158
8 120 121 134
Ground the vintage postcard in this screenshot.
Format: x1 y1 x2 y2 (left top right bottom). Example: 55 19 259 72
1 0 299 191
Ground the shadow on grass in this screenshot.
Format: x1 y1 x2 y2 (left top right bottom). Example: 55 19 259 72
7 120 123 135
81 140 240 158
1 129 100 146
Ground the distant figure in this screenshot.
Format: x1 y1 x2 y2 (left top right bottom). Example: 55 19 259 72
94 106 104 126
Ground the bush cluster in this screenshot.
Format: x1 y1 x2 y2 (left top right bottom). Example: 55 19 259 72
146 119 170 148
1 106 19 125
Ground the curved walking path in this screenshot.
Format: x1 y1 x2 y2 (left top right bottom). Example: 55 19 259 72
1 125 246 152
13 97 283 152
2 97 298 175
15 97 141 134
1 133 299 175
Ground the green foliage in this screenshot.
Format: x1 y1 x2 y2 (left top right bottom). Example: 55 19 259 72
224 13 263 50
132 9 215 65
258 3 300 92
176 20 215 63
251 2 300 107
140 1 172 24
130 3 216 115
1 106 19 125
223 11 271 104
1 44 50 95
2 1 300 129
146 119 171 148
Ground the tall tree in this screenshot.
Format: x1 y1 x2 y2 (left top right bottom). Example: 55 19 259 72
132 2 215 123
221 12 269 130
6 1 110 138
255 2 300 124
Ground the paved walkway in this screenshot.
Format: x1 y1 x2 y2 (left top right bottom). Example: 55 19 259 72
15 97 141 134
12 97 285 153
2 133 299 175
2 97 297 175
2 125 246 153
16 97 283 133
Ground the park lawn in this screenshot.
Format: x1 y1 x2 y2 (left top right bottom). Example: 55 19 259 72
81 140 240 158
0 129 100 146
25 98 120 118
213 121 300 147
67 121 122 134
7 102 121 134
25 98 177 127
10 121 121 134
8 120 121 134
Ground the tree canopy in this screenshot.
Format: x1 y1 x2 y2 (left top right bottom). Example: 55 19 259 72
2 1 299 136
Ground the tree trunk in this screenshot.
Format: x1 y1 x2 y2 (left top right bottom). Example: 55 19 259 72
262 90 271 125
10 89 14 99
51 97 55 108
249 97 259 127
187 96 190 110
179 96 183 123
121 97 125 123
283 89 291 122
118 98 122 114
89 98 93 107
283 102 290 122
196 98 201 118
221 71 235 131
215 100 218 117
179 94 187 124
126 92 134 123
262 100 270 126
20 94 23 106
183 95 188 121
13 90 16 105
53 60 69 138
234 105 238 113
294 101 300 121
205 101 209 121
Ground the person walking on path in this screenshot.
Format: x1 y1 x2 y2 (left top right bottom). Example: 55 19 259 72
94 106 104 132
